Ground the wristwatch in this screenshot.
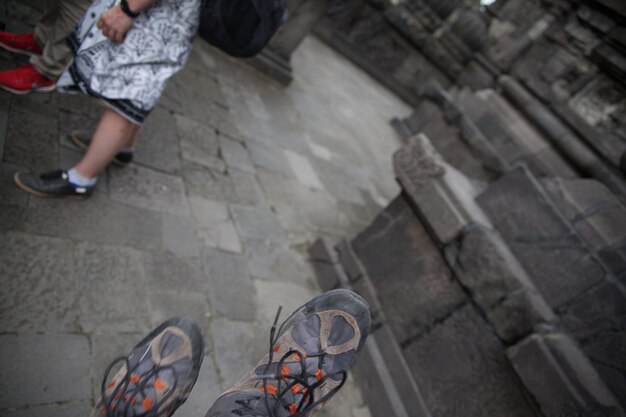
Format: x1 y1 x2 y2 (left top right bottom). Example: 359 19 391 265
120 0 140 18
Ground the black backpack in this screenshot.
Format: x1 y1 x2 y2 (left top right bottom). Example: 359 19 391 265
198 0 287 58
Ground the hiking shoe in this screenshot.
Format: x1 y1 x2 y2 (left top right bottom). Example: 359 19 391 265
14 170 94 199
0 31 43 56
0 64 55 94
206 289 371 417
70 129 134 166
92 317 205 417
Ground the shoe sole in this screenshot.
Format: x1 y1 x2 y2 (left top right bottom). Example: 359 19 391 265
0 83 56 95
0 43 40 57
13 173 89 200
69 131 130 167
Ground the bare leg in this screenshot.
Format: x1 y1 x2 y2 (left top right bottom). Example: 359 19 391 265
74 109 141 178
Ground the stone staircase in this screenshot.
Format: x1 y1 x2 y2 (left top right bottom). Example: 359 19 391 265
311 82 626 417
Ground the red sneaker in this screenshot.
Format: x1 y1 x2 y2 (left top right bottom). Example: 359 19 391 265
0 64 56 94
0 32 43 56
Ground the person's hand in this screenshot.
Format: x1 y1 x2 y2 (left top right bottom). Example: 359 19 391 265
97 5 134 43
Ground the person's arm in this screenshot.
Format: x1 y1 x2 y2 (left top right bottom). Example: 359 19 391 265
97 0 158 43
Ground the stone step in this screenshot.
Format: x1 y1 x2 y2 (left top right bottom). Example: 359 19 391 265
457 87 578 179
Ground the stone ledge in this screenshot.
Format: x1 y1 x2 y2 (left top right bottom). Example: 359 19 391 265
445 224 556 342
393 133 492 246
309 238 432 417
507 332 625 417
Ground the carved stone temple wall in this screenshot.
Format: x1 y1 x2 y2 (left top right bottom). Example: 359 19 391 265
309 1 626 417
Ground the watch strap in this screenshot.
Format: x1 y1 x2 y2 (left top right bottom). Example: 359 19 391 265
120 0 140 18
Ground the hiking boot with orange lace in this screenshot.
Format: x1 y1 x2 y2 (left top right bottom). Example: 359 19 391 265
205 289 371 417
0 32 43 56
92 317 204 417
0 64 55 94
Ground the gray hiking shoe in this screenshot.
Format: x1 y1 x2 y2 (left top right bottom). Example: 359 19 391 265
205 289 371 417
70 129 134 166
93 317 204 417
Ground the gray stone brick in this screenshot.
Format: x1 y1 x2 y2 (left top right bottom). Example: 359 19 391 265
147 290 211 336
487 287 556 342
161 213 201 258
352 196 465 343
143 251 207 293
210 318 267 387
230 204 285 244
477 166 607 308
182 162 239 203
309 237 339 264
0 402 92 417
176 114 224 172
244 239 309 284
253 279 317 327
76 242 151 333
0 334 91 409
444 225 530 307
229 169 268 208
508 332 624 417
247 142 293 177
220 136 255 175
0 162 27 232
135 106 182 174
24 193 162 250
404 305 537 417
0 232 78 333
190 196 242 253
202 248 256 321
108 164 190 216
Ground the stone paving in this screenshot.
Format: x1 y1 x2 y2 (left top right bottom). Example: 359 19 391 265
0 4 411 417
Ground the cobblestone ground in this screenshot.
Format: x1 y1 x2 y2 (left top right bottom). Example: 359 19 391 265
0 3 411 416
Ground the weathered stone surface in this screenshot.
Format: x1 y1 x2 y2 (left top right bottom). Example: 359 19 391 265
394 134 491 245
135 106 182 174
24 193 163 250
109 164 190 216
508 333 625 417
220 136 255 175
0 91 11 162
284 149 324 190
190 196 242 253
210 318 267 387
247 142 294 177
3 95 58 171
0 162 27 232
160 213 201 258
202 248 256 321
0 232 77 333
404 305 536 417
0 334 90 409
229 169 268 208
253 279 317 328
310 259 344 291
559 280 626 404
230 204 285 244
336 239 364 282
182 162 239 203
352 195 465 343
147 290 211 332
309 237 339 264
1 401 92 417
143 251 207 293
244 239 309 284
76 242 150 333
487 288 556 342
477 166 607 308
176 114 225 172
445 224 529 308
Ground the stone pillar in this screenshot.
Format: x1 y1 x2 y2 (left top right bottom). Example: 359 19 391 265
247 0 332 84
